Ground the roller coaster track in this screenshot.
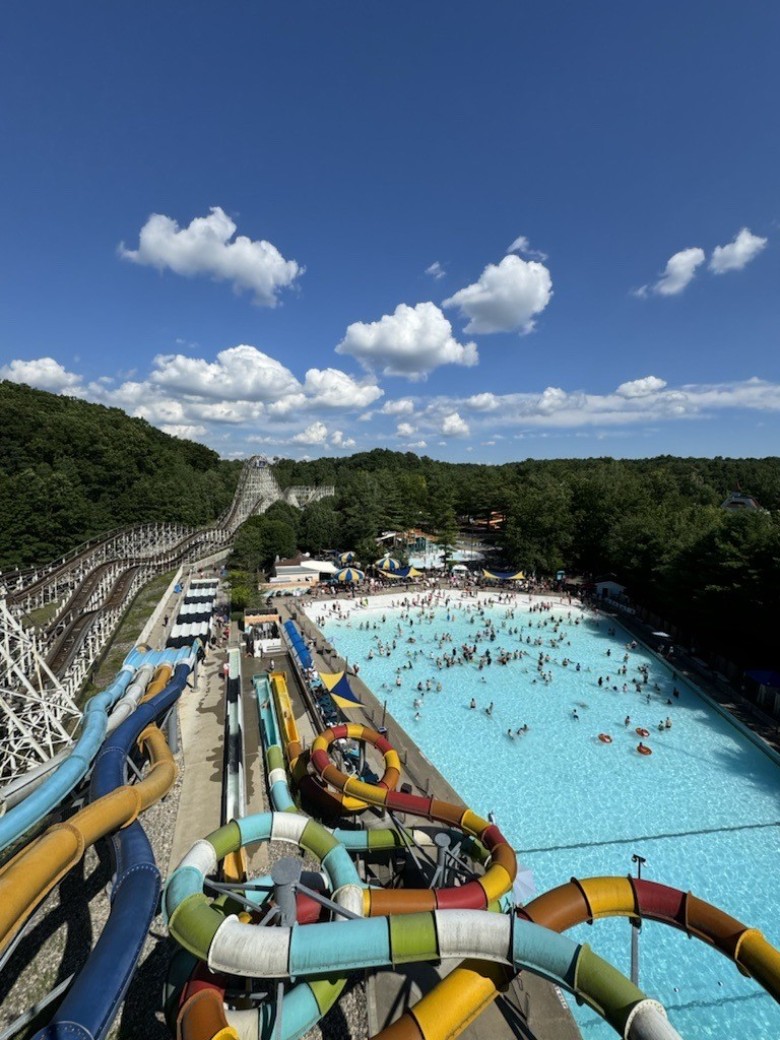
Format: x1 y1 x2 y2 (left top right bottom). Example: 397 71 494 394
0 455 334 785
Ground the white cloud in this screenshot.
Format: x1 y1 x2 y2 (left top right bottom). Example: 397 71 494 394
331 430 356 449
507 235 548 261
406 440 428 449
396 422 416 437
709 227 767 274
466 392 499 412
443 254 553 334
421 376 780 433
0 357 82 393
302 367 383 409
425 261 446 280
159 423 208 439
336 301 478 379
635 247 706 297
149 345 301 401
441 411 470 436
381 398 416 415
616 375 667 398
119 206 302 306
292 421 328 445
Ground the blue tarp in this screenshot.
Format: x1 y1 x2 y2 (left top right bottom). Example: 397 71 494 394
284 620 313 669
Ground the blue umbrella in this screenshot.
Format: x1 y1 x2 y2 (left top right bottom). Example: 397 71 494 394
338 551 357 564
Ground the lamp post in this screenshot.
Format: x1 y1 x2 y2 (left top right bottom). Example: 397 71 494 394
630 853 646 985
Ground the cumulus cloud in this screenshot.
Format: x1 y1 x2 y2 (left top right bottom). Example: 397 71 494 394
425 261 446 280
616 375 668 398
466 392 499 411
443 254 553 334
507 235 548 261
396 422 416 438
336 301 478 379
441 411 470 436
710 227 768 274
331 430 356 449
635 247 706 297
381 398 416 415
119 206 302 306
149 345 301 401
292 421 328 445
0 356 82 393
302 367 383 409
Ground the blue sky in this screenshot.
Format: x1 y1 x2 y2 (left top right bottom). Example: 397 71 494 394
1 2 779 462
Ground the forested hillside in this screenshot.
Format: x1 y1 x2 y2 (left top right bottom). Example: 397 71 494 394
0 381 240 569
274 450 780 665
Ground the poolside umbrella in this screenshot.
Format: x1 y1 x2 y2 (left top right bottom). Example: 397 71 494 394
338 551 357 564
328 673 363 709
512 866 536 905
336 567 364 583
375 554 400 572
386 566 422 579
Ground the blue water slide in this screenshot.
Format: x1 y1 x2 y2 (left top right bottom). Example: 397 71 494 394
34 651 197 1040
0 664 136 852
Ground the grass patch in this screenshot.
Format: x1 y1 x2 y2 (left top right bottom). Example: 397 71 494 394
79 569 176 705
21 600 61 630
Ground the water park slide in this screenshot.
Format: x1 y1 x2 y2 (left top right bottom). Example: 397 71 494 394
182 682 780 1040
34 649 200 1040
165 811 681 1040
268 669 381 814
0 648 198 1040
0 646 188 850
521 875 780 1000
0 666 178 955
165 679 680 1040
0 662 137 852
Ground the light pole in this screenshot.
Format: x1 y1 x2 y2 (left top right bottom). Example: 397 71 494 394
630 853 646 985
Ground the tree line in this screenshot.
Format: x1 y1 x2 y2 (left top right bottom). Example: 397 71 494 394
1 384 777 669
0 381 240 570
267 450 780 666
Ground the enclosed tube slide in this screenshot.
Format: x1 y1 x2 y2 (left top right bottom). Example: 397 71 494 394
165 815 681 1040
0 653 193 955
33 648 199 1040
0 663 136 851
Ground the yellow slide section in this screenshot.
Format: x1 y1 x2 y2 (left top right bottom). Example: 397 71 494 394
0 719 176 954
271 672 368 812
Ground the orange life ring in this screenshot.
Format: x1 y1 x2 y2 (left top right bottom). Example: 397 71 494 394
598 733 613 744
637 744 652 755
635 727 650 737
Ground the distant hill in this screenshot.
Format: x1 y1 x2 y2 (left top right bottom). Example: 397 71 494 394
0 381 241 569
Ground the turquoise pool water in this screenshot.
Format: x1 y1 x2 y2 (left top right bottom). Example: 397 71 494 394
309 592 780 1040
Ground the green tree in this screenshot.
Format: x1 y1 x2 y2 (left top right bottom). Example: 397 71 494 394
299 500 338 555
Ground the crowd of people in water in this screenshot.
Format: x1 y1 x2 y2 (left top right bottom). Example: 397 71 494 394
308 588 680 751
